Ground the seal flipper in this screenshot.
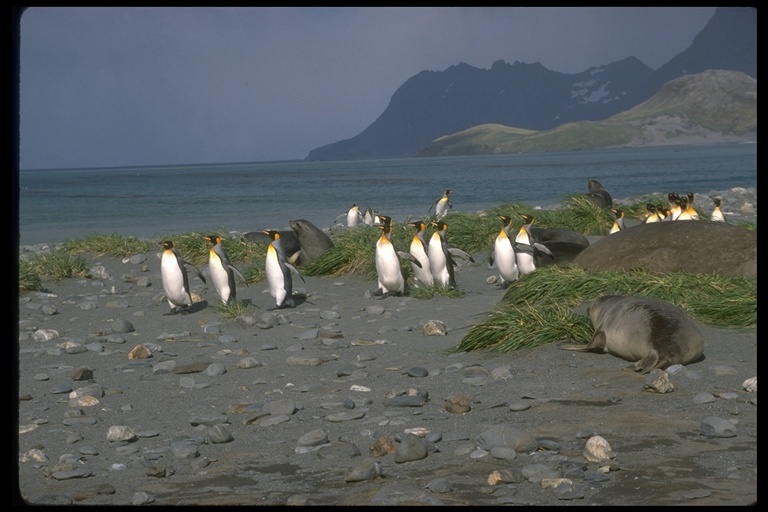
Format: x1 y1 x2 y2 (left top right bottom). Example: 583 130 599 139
628 350 662 373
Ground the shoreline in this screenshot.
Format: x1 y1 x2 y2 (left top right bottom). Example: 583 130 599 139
17 186 757 250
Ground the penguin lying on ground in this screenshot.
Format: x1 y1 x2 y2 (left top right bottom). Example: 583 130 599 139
262 229 306 309
203 235 248 304
159 240 206 315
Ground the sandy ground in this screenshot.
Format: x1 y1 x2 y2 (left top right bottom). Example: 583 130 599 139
16 248 757 506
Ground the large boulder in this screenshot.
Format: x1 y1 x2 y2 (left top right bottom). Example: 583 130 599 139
572 221 756 278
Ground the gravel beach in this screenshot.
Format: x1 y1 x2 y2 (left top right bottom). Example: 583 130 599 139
16 187 756 506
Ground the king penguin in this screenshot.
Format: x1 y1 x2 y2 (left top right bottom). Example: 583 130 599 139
489 215 519 287
685 192 700 220
262 229 305 309
668 192 683 221
374 215 411 297
609 208 626 234
676 195 694 221
710 196 726 223
430 190 453 220
643 204 663 224
159 240 206 315
428 220 458 288
335 204 363 228
407 220 434 287
514 214 554 276
203 235 247 304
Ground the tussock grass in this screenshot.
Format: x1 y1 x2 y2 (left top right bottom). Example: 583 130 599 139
212 298 259 319
302 226 381 277
18 259 42 292
452 265 756 354
409 283 464 300
60 233 155 257
20 250 89 286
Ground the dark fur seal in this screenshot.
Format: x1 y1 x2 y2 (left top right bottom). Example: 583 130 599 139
289 219 335 266
586 179 613 209
563 295 705 373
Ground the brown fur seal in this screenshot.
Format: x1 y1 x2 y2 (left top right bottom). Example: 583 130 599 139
563 295 705 373
289 219 335 266
585 179 613 209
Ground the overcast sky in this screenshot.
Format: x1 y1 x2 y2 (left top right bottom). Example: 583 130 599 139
17 7 718 170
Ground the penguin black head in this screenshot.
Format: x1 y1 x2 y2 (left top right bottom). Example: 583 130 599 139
431 220 448 231
444 190 451 196
646 204 657 214
609 208 623 219
518 214 534 226
409 220 426 231
203 235 222 245
160 240 174 250
261 230 281 241
498 215 513 226
710 196 722 207
668 192 680 204
687 192 695 204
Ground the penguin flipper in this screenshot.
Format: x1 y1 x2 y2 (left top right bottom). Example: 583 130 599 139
397 251 422 268
284 263 306 283
533 243 555 260
185 261 207 284
334 212 346 224
229 265 249 286
448 247 474 263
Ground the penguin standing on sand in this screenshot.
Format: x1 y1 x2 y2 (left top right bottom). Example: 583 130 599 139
514 214 554 276
429 190 452 220
710 196 726 223
489 215 519 287
203 234 247 304
428 220 456 288
159 240 206 315
374 215 420 297
407 220 433 287
262 229 305 309
609 208 626 234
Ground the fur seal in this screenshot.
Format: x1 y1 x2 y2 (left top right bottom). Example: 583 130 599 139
243 229 302 263
586 179 613 209
563 295 705 373
289 219 335 266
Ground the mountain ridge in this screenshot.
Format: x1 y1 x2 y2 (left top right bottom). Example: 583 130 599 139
305 7 756 161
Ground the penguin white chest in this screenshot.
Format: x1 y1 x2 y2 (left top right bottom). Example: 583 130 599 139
494 234 518 283
428 234 449 286
161 253 191 306
265 246 288 304
208 251 231 303
376 236 404 293
409 238 433 286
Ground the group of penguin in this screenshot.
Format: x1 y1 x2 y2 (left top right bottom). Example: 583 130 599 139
159 230 304 315
608 192 727 234
336 189 454 230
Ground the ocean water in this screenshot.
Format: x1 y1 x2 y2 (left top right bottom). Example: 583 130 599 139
16 143 756 246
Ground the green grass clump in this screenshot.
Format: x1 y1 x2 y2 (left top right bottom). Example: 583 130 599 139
452 265 756 354
60 233 155 257
18 259 42 292
212 298 259 319
21 250 89 285
302 226 381 277
409 283 465 300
